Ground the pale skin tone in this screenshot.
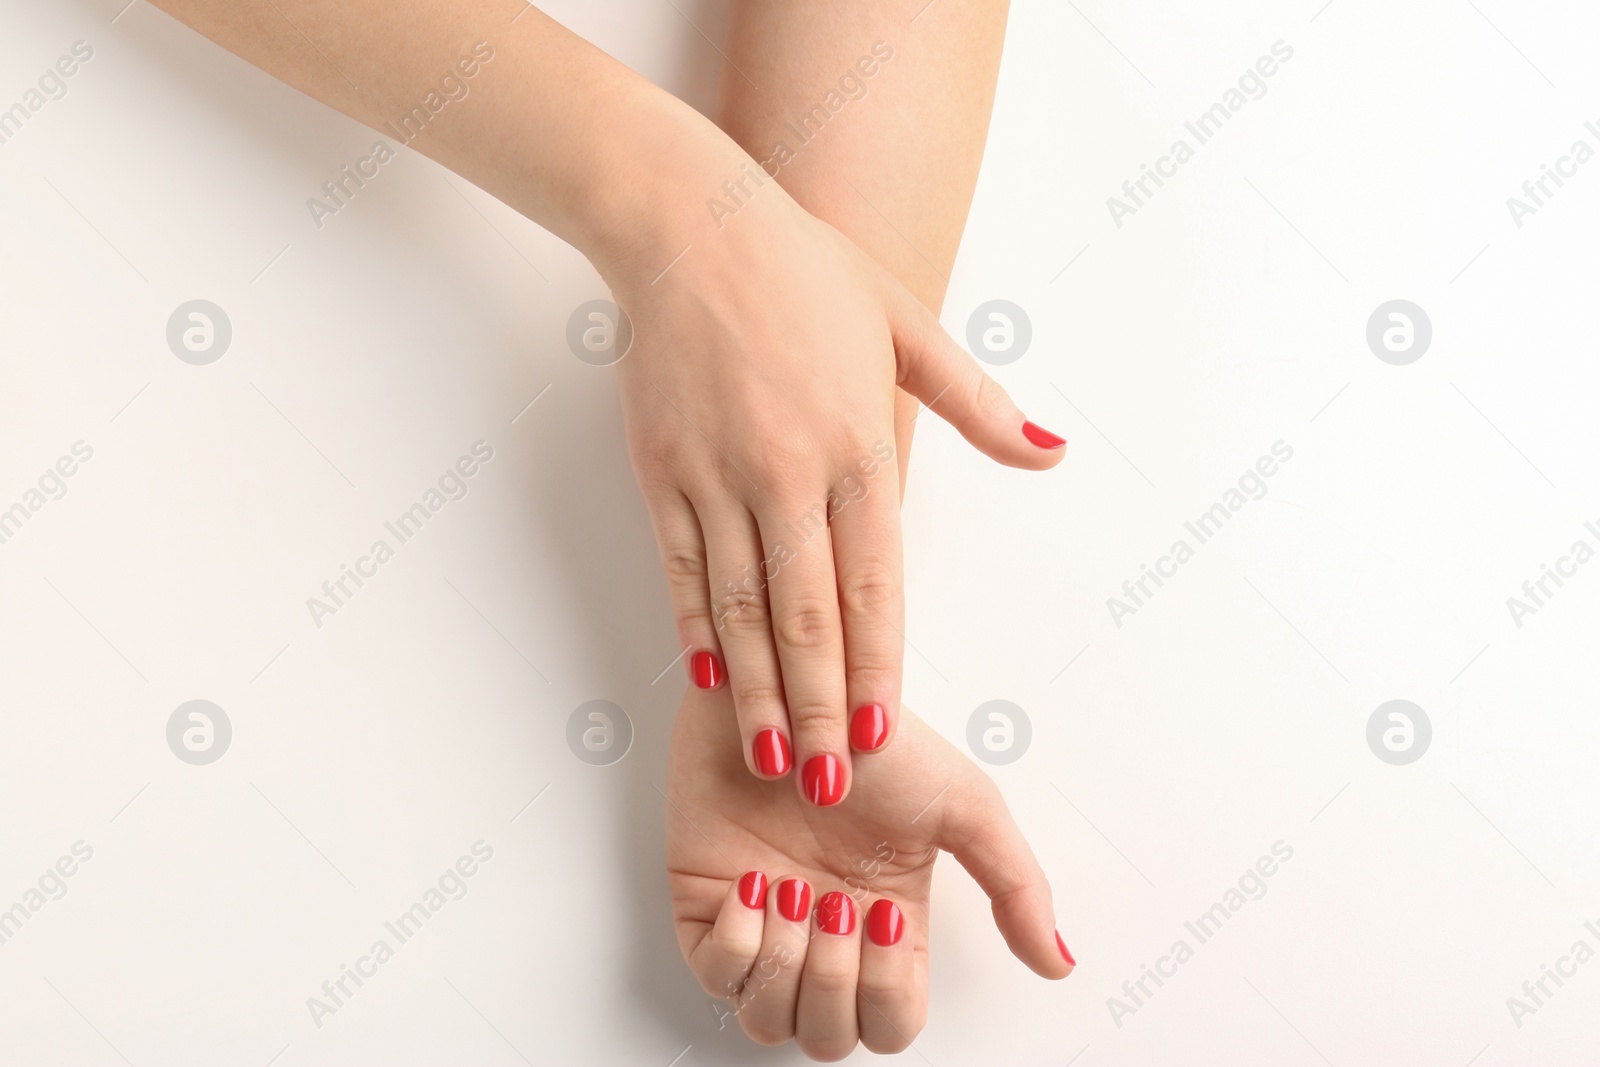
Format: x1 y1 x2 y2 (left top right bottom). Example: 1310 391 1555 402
668 4 1072 1053
143 0 1072 1055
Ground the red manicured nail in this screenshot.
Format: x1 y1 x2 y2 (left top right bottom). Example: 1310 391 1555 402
866 900 904 947
1056 931 1076 967
849 704 888 752
1022 421 1066 450
816 891 857 935
689 650 723 689
752 729 792 776
777 878 812 923
800 753 844 806
738 871 768 910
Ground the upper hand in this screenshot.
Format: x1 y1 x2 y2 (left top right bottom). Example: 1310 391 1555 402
609 174 1066 805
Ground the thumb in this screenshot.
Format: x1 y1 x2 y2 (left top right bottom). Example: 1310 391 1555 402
885 284 1068 469
939 776 1076 980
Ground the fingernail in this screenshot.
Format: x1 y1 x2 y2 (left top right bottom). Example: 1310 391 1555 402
849 704 888 752
816 891 857 935
866 900 904 946
752 728 792 776
776 878 812 923
800 753 845 806
689 650 723 689
738 871 768 910
1056 930 1076 967
1022 421 1066 450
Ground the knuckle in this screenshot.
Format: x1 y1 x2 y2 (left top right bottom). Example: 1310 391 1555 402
973 371 1010 418
787 697 843 734
660 543 707 585
775 599 839 652
840 565 899 619
729 678 784 715
714 580 771 634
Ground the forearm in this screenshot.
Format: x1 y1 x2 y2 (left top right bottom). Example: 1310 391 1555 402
714 0 1010 311
713 0 1011 481
147 0 749 282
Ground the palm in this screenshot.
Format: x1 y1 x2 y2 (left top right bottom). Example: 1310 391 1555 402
664 684 1070 1059
665 689 973 978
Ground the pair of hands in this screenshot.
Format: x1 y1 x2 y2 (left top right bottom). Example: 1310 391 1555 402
604 156 1074 1056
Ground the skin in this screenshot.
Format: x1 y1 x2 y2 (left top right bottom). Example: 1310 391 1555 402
146 0 1066 806
670 3 1059 1050
139 1 1073 1053
668 685 1072 1058
711 0 1014 735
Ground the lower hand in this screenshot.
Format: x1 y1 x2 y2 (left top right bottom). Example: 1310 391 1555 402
665 682 1075 1059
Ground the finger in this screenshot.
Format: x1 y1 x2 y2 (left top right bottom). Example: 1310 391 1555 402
697 498 793 779
643 489 725 691
828 467 903 757
738 876 814 1046
856 898 924 1054
756 498 849 806
939 778 1076 980
884 282 1068 470
795 891 862 1061
684 872 771 1000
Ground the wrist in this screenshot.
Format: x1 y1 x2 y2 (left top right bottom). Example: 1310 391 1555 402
563 89 798 297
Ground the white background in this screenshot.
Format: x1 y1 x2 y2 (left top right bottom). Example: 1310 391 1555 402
2 0 1598 1064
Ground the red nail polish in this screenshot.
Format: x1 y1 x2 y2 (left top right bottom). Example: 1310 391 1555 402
738 871 768 910
1056 931 1076 967
752 729 792 776
816 891 856 935
776 878 812 923
689 650 723 689
800 754 844 806
866 900 904 947
1022 421 1066 450
849 704 888 752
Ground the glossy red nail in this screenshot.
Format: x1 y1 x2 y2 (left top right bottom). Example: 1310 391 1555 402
1022 421 1066 450
800 753 844 806
849 704 888 752
1056 931 1076 967
816 891 857 935
752 729 792 776
738 871 768 910
689 650 723 689
776 878 812 923
866 900 904 947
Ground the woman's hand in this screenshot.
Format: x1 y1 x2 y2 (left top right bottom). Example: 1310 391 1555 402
665 683 1075 1059
609 167 1066 807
